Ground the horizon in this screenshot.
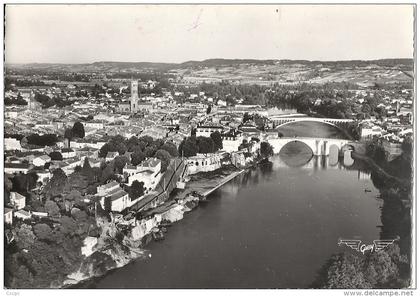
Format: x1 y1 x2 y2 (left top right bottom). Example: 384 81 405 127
5 5 414 64
5 56 415 66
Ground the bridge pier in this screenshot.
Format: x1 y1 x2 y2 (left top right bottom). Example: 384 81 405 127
324 141 330 156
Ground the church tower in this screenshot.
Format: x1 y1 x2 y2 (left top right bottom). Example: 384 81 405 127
130 80 139 112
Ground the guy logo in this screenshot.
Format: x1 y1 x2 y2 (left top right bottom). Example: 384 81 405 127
338 239 396 254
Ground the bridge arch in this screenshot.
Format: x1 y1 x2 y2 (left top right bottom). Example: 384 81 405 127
279 139 314 156
275 118 340 129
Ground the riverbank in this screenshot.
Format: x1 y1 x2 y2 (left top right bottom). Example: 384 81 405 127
67 165 245 288
351 151 406 185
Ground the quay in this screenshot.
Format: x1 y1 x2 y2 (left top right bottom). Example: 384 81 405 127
202 169 245 197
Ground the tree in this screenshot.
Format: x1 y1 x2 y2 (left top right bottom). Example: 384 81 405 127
72 121 85 138
12 172 38 194
160 142 179 157
260 141 274 159
131 148 146 166
144 146 157 158
128 180 145 200
190 128 197 137
99 143 112 158
116 142 127 155
26 134 58 147
114 156 129 174
82 157 92 173
100 164 115 183
126 136 140 152
15 224 35 250
243 112 253 123
64 128 73 141
155 149 171 172
138 135 153 146
197 136 215 154
179 137 199 157
43 169 68 199
314 252 371 289
49 151 63 161
401 137 413 161
361 104 372 115
210 131 223 150
33 224 52 241
45 200 60 217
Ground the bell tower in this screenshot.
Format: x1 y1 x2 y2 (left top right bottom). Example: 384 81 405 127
130 80 139 112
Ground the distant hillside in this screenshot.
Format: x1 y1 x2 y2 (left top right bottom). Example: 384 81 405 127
6 58 413 73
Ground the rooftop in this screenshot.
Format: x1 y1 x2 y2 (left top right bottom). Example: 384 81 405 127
101 181 120 190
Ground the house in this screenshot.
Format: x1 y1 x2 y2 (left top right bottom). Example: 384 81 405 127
127 170 159 191
83 121 104 130
117 102 131 113
141 126 168 139
217 100 227 107
196 124 225 138
81 236 98 257
105 152 119 162
123 165 138 177
360 124 383 139
231 151 246 168
10 192 26 210
4 163 30 174
97 181 120 197
137 158 161 176
222 129 243 153
4 138 22 151
187 153 222 175
101 187 130 213
32 155 51 167
14 210 32 221
61 148 77 159
84 157 102 168
4 208 13 225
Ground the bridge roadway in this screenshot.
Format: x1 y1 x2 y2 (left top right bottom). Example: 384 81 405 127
266 136 353 156
269 116 355 129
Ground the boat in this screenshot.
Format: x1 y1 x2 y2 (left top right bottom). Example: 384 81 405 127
364 189 372 193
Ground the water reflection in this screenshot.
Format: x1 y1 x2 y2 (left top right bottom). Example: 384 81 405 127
278 141 356 172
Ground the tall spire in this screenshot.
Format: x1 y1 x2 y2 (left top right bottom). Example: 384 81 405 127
130 80 139 112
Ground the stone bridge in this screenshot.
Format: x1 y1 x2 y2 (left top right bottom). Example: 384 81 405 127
267 137 354 156
269 116 355 129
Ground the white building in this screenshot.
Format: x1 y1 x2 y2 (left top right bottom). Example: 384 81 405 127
32 155 51 167
4 163 30 175
83 122 104 130
101 187 130 213
4 208 13 225
222 130 243 153
196 124 225 138
97 181 120 197
360 124 383 139
137 158 161 176
4 138 22 151
10 192 26 210
81 236 98 257
187 153 222 175
127 170 160 191
14 210 32 221
61 149 77 159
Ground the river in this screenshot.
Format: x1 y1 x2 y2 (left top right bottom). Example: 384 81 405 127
81 122 383 288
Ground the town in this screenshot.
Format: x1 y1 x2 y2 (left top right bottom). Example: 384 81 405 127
4 59 414 288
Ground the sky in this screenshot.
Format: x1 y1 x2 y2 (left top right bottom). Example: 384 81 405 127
5 4 415 64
